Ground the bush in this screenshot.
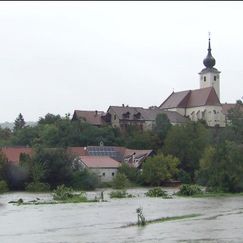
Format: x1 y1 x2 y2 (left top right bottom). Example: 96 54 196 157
145 187 170 198
52 185 87 202
53 185 74 200
112 173 129 189
25 182 50 192
109 190 133 199
0 180 8 193
70 169 99 191
177 184 203 196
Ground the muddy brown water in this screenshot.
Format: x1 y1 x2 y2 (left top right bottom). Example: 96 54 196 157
0 188 243 243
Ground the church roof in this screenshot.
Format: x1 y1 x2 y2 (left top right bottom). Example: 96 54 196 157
160 87 221 109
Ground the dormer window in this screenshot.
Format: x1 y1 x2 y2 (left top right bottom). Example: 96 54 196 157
122 111 130 119
134 112 141 119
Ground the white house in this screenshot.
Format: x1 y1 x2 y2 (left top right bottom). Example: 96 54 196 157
78 156 120 182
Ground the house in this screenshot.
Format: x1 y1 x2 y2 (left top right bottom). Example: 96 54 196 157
71 110 107 127
106 105 188 131
78 156 120 182
159 37 226 127
0 147 32 165
68 146 154 168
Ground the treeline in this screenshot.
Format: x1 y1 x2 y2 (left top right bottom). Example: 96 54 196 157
0 103 243 193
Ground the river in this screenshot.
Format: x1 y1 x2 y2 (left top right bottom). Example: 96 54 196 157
0 188 243 243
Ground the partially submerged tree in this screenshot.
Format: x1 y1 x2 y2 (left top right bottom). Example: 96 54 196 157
141 153 179 186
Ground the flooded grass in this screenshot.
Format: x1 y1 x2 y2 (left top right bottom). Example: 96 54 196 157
122 213 202 228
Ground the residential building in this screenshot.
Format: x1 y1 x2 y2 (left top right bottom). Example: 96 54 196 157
0 147 32 164
71 110 107 127
78 156 120 182
106 105 188 131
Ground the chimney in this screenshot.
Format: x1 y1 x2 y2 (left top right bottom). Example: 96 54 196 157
95 110 98 116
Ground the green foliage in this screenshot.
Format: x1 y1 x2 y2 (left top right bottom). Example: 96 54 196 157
14 113 26 132
141 154 179 186
0 180 9 193
163 121 211 182
53 185 87 202
109 190 133 198
25 182 50 192
0 150 8 179
70 169 99 191
53 185 74 200
145 187 170 198
118 163 139 184
177 184 203 196
33 147 74 188
154 113 172 147
112 173 129 189
198 141 243 192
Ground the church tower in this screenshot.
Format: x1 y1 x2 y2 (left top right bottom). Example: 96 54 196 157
199 37 221 101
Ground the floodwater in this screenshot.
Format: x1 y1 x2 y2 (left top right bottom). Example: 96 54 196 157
0 188 243 243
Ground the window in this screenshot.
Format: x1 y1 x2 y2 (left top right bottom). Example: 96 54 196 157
214 76 217 81
112 172 115 176
102 172 105 176
114 114 117 120
204 76 206 82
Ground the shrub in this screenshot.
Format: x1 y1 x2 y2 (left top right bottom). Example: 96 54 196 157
25 182 50 192
109 190 133 199
112 173 129 189
0 180 8 193
145 187 170 198
177 184 203 196
70 169 99 191
53 185 74 200
52 185 87 202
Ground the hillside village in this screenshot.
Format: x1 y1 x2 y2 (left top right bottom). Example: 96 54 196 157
0 38 243 193
72 38 241 130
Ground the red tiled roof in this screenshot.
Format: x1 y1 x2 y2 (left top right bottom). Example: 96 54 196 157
222 103 243 115
79 156 120 168
1 147 32 164
159 90 191 109
124 148 153 158
68 147 88 156
160 87 221 109
72 110 106 126
187 87 221 107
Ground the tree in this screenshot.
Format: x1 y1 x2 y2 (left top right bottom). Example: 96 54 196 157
226 103 243 144
0 150 8 180
153 113 172 147
198 141 243 192
141 153 179 186
163 121 211 182
14 113 26 131
118 163 140 184
32 147 74 188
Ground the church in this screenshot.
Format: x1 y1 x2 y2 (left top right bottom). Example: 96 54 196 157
159 38 227 127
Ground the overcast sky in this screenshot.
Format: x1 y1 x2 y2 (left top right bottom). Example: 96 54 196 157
0 1 243 122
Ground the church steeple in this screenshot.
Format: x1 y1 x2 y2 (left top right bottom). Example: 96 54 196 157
203 38 216 68
199 35 221 101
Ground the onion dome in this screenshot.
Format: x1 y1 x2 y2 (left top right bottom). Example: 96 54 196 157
203 38 216 68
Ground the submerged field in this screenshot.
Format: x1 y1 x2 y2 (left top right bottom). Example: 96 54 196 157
0 188 243 243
